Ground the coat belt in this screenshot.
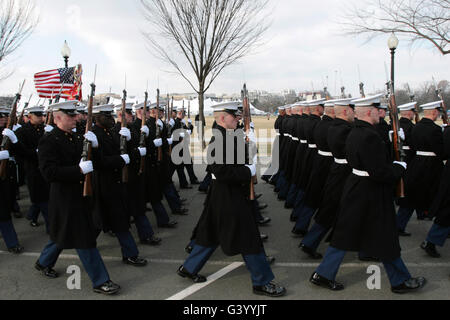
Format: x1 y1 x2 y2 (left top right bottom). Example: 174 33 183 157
308 144 317 149
212 173 217 180
292 137 299 141
300 140 307 144
403 146 411 150
416 151 437 157
283 133 289 137
318 150 333 157
334 158 348 164
352 169 370 177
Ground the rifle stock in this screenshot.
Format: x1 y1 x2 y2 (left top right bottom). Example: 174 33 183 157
242 84 255 200
82 82 96 197
139 91 148 175
120 89 129 183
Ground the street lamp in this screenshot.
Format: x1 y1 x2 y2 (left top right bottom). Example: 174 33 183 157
388 33 399 93
61 40 71 68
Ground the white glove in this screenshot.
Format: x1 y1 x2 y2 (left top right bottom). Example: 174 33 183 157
84 131 99 148
72 128 77 133
394 161 407 170
141 125 149 137
120 154 130 165
167 138 173 145
44 125 54 133
138 147 147 157
0 150 10 161
2 128 18 144
245 164 256 177
179 132 185 139
153 138 163 147
157 119 163 129
250 122 255 129
169 118 175 127
442 124 448 132
79 160 93 174
12 124 22 132
187 130 192 136
389 129 405 142
119 127 131 142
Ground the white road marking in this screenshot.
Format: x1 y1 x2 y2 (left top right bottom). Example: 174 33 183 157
166 262 244 300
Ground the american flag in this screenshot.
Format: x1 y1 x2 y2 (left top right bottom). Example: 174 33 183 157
34 65 82 100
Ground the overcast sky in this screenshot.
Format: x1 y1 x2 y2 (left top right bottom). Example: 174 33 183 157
1 0 449 103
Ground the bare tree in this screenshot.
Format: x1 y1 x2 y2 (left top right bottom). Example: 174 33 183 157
340 0 449 55
140 0 270 147
0 0 38 81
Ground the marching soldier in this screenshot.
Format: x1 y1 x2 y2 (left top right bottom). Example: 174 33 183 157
0 106 24 254
145 103 178 228
375 105 393 160
395 102 425 236
274 105 292 194
310 94 426 294
15 105 50 231
91 103 147 266
35 101 120 295
405 100 445 227
115 103 161 246
177 102 286 297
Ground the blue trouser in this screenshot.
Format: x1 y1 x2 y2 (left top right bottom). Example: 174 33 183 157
316 246 411 287
278 178 291 200
293 190 305 209
426 223 450 247
27 202 50 232
294 205 316 232
199 173 212 191
176 166 189 187
0 220 19 249
185 163 198 183
164 183 182 212
301 222 329 251
183 244 275 286
396 207 426 231
115 231 139 258
275 171 286 192
285 184 299 207
269 172 279 185
134 215 155 241
38 241 110 287
150 201 170 226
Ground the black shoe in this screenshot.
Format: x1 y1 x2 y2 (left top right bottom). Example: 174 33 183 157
35 261 58 278
255 193 263 200
108 231 116 237
185 244 193 254
30 221 40 227
274 188 280 193
291 228 306 238
290 214 298 222
122 256 148 267
140 236 162 246
258 203 268 210
177 266 207 283
260 234 269 241
253 282 286 297
180 185 193 190
310 272 344 291
146 205 153 212
198 188 208 193
358 256 380 262
391 277 426 294
277 196 286 201
421 241 441 258
258 216 271 226
93 280 121 295
285 203 293 209
300 244 323 260
266 256 276 265
159 220 178 228
190 180 200 185
398 230 411 237
173 208 189 216
8 245 24 254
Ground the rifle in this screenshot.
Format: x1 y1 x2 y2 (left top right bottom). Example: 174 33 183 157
156 89 162 161
433 77 448 125
139 89 148 175
0 80 26 179
387 80 406 198
359 83 366 98
242 84 256 200
82 65 97 197
120 84 129 183
187 100 190 119
406 84 420 123
18 94 33 125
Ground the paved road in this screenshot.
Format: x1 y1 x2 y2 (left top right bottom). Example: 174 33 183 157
1 164 449 300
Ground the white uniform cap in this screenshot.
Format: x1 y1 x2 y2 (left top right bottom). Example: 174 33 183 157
351 93 384 107
278 106 286 111
398 102 417 111
307 98 327 106
133 101 151 111
330 98 354 107
420 100 443 110
50 100 80 115
114 102 134 113
211 101 240 113
26 105 46 114
0 106 11 114
92 104 115 114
